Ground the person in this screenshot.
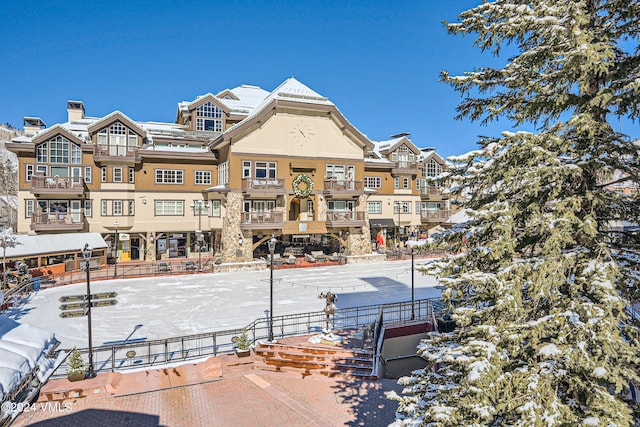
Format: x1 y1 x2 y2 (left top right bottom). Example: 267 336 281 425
375 231 384 249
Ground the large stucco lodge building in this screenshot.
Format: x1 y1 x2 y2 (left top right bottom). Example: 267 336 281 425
7 78 452 266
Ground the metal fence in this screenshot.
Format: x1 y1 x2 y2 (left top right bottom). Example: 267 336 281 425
49 298 440 378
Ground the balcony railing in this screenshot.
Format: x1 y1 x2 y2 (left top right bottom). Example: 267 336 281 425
240 211 285 230
242 178 286 196
322 179 364 197
420 209 451 222
420 185 448 199
392 161 418 174
30 175 85 197
93 144 140 164
325 210 366 227
30 212 85 232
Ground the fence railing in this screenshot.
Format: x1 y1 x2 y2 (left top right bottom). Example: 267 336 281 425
52 259 216 286
49 298 440 378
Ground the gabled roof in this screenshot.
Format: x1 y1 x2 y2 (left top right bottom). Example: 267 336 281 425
186 93 231 115
86 111 147 138
210 77 373 151
372 136 421 156
31 124 87 146
420 149 448 166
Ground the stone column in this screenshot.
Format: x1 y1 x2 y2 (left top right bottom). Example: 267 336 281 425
221 192 251 263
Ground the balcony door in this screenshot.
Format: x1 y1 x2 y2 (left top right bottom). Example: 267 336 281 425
70 200 82 222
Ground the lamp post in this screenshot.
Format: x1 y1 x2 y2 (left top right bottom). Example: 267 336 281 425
268 234 277 341
411 247 415 320
190 200 209 272
82 243 95 378
113 221 119 279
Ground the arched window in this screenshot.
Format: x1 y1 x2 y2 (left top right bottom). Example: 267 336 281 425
97 121 139 156
34 135 82 178
196 102 223 131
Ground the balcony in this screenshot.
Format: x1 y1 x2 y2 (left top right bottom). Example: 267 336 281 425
420 209 451 223
322 179 364 198
240 211 285 230
31 212 85 232
325 210 366 227
30 175 85 198
93 144 141 165
420 185 449 200
242 178 286 197
392 161 418 175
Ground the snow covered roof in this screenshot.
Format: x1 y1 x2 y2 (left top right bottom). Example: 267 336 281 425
3 233 108 259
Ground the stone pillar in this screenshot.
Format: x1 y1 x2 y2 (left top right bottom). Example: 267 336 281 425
146 232 156 263
221 192 251 262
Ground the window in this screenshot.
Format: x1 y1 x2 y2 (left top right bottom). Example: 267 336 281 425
195 170 212 185
425 159 443 177
307 200 314 216
364 176 381 188
368 201 382 214
36 165 47 176
84 166 92 183
49 136 69 163
113 200 123 215
113 167 123 183
97 121 139 156
25 199 35 218
255 161 276 179
155 200 184 216
242 161 251 178
403 177 409 189
71 144 82 164
394 201 411 214
155 169 184 184
416 178 420 190
394 177 400 189
129 167 135 183
36 144 48 163
26 164 34 182
84 200 92 217
218 161 229 185
326 164 346 180
101 167 107 182
416 201 420 214
100 199 135 216
328 200 354 211
210 200 221 217
196 102 223 131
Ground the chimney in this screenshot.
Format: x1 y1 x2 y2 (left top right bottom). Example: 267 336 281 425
390 132 411 140
23 117 46 135
67 100 85 122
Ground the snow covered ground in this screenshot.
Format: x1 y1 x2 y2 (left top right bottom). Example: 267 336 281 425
4 260 442 350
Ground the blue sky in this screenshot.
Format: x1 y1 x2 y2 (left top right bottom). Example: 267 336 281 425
1 1 637 158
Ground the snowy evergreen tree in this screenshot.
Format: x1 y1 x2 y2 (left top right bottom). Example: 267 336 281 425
389 1 640 425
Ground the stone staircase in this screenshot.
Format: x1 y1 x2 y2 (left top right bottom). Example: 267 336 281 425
254 342 375 379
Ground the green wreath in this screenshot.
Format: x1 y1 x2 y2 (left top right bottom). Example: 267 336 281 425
292 174 313 198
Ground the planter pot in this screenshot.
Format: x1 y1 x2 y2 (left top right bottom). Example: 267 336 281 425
67 372 85 382
235 349 251 358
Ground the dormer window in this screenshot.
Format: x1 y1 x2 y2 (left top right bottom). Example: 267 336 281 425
97 122 139 156
196 102 223 131
425 159 443 177
36 136 81 165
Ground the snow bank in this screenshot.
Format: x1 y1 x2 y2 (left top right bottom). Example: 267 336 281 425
0 317 59 406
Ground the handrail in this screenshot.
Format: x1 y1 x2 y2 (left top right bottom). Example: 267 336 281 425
48 298 442 378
